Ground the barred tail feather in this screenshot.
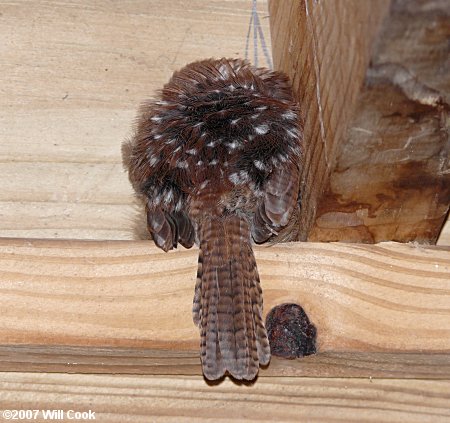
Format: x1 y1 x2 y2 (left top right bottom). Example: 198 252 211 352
193 215 270 380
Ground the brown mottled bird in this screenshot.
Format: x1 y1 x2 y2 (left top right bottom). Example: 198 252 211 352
123 58 302 380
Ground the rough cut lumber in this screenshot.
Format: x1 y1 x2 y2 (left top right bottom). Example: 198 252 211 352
309 0 450 244
2 373 450 423
0 238 449 376
268 0 391 240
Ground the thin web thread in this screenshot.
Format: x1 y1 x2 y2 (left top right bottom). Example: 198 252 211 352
245 0 273 69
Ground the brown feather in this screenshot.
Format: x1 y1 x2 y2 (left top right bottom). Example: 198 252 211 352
198 216 267 380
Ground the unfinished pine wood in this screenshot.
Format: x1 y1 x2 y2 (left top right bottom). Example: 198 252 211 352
439 219 450 246
268 0 391 240
310 0 450 244
0 239 449 375
0 0 271 240
1 346 450 379
1 373 450 423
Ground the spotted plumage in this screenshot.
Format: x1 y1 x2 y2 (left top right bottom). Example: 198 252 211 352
123 58 302 380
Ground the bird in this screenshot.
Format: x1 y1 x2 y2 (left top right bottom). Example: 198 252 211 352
122 58 302 380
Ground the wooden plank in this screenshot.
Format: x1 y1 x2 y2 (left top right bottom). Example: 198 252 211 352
438 218 450 246
310 0 450 244
268 0 391 240
1 346 450 379
1 373 450 422
0 201 136 240
0 0 272 240
0 239 449 376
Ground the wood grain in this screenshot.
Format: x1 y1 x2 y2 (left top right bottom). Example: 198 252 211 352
268 0 391 240
1 1 448 418
0 0 272 240
309 0 450 244
439 219 450 246
1 346 450 379
0 238 449 376
1 373 450 423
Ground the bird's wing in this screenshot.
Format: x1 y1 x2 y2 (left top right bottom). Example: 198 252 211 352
146 203 195 251
252 159 300 243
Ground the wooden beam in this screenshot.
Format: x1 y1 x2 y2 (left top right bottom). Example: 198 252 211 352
268 0 391 240
0 239 449 376
1 346 450 379
309 0 450 243
2 373 450 422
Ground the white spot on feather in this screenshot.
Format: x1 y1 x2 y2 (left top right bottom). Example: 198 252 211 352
229 173 240 184
227 140 241 150
286 128 300 138
255 124 269 135
164 189 174 203
229 170 249 185
177 160 189 169
207 140 220 148
218 63 229 78
282 111 297 120
254 160 266 170
149 155 159 166
278 153 288 163
290 145 301 155
239 170 249 181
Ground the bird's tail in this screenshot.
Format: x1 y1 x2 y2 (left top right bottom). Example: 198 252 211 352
192 215 271 380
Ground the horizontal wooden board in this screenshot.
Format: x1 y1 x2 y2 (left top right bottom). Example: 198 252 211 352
1 346 449 380
0 201 136 240
0 239 449 376
1 373 449 422
0 0 272 240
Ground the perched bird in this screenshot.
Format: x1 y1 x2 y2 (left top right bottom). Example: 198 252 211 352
123 58 302 380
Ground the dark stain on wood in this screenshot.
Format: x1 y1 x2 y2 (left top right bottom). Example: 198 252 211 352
309 0 450 244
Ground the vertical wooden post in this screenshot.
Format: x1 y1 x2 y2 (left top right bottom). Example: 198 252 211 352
269 0 390 240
